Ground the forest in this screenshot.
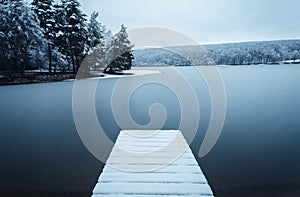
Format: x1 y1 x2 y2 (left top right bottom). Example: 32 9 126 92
0 0 134 76
133 40 300 66
206 40 300 65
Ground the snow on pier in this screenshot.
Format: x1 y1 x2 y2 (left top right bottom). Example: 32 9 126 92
92 130 214 197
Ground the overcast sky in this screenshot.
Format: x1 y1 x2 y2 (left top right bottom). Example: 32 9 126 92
80 0 300 44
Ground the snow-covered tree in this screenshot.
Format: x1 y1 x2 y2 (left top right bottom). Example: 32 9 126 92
80 12 107 73
87 12 105 49
52 2 69 71
61 0 88 73
31 0 56 40
290 50 300 61
31 0 57 72
203 40 300 65
0 3 8 71
0 0 46 73
104 25 134 73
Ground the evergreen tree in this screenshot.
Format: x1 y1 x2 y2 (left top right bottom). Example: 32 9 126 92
52 2 69 71
31 0 56 72
104 25 134 74
0 2 8 71
81 11 106 74
87 11 104 49
0 0 46 73
61 0 88 73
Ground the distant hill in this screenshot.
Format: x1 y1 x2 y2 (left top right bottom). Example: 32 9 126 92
132 48 191 67
133 39 300 66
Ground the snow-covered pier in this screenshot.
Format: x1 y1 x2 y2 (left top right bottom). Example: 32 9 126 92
92 130 214 197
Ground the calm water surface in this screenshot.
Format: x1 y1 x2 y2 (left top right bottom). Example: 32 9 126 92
0 64 300 194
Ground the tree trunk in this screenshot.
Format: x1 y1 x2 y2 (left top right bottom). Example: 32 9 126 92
20 48 28 76
75 53 79 73
71 49 76 73
48 44 52 73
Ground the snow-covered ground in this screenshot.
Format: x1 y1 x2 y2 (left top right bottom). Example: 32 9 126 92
282 59 300 64
63 68 161 82
77 68 161 81
102 68 161 79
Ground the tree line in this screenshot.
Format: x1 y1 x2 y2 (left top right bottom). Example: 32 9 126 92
0 0 134 75
133 40 300 66
205 40 300 65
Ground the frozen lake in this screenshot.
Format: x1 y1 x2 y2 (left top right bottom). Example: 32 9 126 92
0 64 300 195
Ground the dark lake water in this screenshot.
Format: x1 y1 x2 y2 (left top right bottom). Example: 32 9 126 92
0 64 300 195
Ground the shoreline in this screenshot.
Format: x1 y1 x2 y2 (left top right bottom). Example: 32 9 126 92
1 63 298 86
0 72 76 86
0 69 161 86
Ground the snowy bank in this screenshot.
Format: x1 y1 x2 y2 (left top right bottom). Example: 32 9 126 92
102 68 161 79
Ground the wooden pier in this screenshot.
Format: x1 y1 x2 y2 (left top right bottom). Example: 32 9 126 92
92 130 214 196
